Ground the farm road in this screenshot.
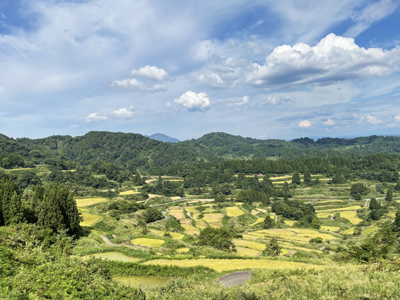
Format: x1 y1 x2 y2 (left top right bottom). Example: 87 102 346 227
216 271 252 287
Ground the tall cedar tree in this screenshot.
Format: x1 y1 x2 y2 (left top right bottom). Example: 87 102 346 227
292 172 301 185
393 210 400 232
8 192 24 225
369 198 381 210
1 179 17 226
386 189 393 201
303 168 312 185
263 215 274 229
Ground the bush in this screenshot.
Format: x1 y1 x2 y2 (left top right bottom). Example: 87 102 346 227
196 227 235 251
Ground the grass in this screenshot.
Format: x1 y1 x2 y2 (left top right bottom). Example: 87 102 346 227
226 206 244 217
250 218 264 226
131 238 165 247
236 247 260 257
76 197 108 207
82 252 141 262
80 212 102 227
320 226 340 232
143 259 324 272
233 239 266 251
363 227 379 235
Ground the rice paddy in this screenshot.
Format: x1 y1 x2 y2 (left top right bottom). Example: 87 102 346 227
363 227 379 235
341 227 355 234
285 220 296 226
226 206 244 217
143 258 324 272
119 190 139 195
202 213 224 223
320 226 340 232
195 220 208 229
251 210 260 215
82 252 141 262
80 212 102 227
233 239 266 251
316 205 362 213
340 211 363 225
149 229 184 240
168 210 185 219
184 207 199 213
235 247 260 257
250 218 264 226
131 238 165 247
176 248 190 253
75 197 108 207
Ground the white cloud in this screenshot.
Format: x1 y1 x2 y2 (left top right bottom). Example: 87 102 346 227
344 0 399 38
299 120 312 128
323 118 335 125
219 95 249 107
86 113 107 123
396 115 400 122
108 78 167 92
268 96 295 105
366 115 381 125
131 66 169 81
198 34 400 90
174 91 210 112
113 107 134 118
69 124 79 128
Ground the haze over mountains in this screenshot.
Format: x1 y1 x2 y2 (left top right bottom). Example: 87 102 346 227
146 133 180 143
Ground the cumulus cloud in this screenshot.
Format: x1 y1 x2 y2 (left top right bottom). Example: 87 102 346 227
299 120 312 128
108 78 167 92
268 96 295 105
174 91 210 112
366 115 381 125
219 95 249 107
86 113 107 123
113 107 134 118
198 34 400 90
323 118 335 125
131 66 169 81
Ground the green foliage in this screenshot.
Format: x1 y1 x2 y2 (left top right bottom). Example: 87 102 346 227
292 172 301 185
350 183 368 199
386 189 393 201
196 227 235 251
263 215 274 229
264 237 282 256
236 189 270 205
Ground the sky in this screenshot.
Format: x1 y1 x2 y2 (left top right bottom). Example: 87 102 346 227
1 0 400 141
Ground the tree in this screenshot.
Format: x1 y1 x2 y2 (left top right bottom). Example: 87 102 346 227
264 237 282 256
1 179 17 226
311 218 320 229
386 189 393 201
196 227 235 251
369 198 381 210
376 184 385 194
392 210 400 232
303 168 311 185
7 192 24 225
263 215 274 229
292 172 301 185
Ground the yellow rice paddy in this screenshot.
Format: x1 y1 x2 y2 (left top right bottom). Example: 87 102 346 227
251 210 260 215
320 226 340 232
233 239 266 251
76 197 108 207
131 238 165 247
202 213 224 223
341 227 355 234
316 205 362 213
250 218 264 226
285 220 295 226
80 212 101 227
236 247 260 257
119 190 139 195
184 207 199 213
168 210 185 219
149 229 184 240
340 211 363 225
195 220 208 229
143 259 324 272
176 248 190 253
82 252 141 262
363 227 379 235
226 207 244 217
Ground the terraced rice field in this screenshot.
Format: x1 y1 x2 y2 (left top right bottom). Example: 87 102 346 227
288 228 336 240
341 227 355 234
250 218 264 226
181 224 200 235
316 200 345 203
83 252 141 262
176 248 190 253
285 220 295 226
76 197 108 207
226 207 244 217
236 247 260 257
320 226 340 232
340 211 363 225
149 229 184 240
131 238 165 247
235 202 244 206
233 239 265 251
270 175 292 181
207 222 223 228
202 213 224 223
316 205 362 213
80 212 102 227
184 207 199 213
168 210 185 219
195 220 208 229
119 190 139 195
363 227 379 235
251 229 295 238
143 258 325 272
203 208 215 213
256 208 267 213
251 210 259 215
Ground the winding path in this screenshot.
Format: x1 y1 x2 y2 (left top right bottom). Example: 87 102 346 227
216 271 252 287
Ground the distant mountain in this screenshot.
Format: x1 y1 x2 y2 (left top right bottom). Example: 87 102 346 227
146 133 180 143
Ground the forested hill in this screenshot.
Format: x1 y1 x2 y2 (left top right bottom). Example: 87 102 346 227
1 131 400 172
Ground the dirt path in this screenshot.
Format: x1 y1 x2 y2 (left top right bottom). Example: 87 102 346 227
186 211 195 220
216 271 252 287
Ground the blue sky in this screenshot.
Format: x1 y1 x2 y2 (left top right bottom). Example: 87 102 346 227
0 0 400 141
